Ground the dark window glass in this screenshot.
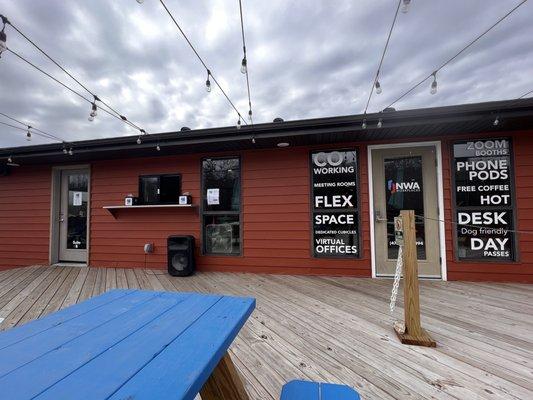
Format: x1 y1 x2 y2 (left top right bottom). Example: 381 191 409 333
201 157 241 255
203 215 240 255
160 175 181 204
202 158 240 212
67 173 88 250
139 174 181 205
453 138 516 261
384 156 426 260
139 176 159 204
311 149 359 258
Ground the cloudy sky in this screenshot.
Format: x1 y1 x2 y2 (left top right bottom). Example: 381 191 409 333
0 0 531 148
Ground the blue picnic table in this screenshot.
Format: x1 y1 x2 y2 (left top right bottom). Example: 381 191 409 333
0 289 255 400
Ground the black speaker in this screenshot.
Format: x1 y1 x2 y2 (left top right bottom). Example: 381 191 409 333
167 235 195 277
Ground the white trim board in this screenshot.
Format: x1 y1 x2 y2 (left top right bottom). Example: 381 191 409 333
367 141 447 281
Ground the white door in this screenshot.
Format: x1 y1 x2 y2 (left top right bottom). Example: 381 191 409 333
58 169 89 263
371 146 441 278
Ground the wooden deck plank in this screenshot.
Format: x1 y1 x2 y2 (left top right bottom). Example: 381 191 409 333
0 266 531 400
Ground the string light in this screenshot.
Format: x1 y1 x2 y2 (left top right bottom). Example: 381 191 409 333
430 72 437 95
238 0 254 126
1 16 147 136
205 70 211 93
377 118 383 128
88 102 97 121
240 57 247 74
361 119 367 129
63 145 68 154
136 136 142 145
375 80 382 94
493 116 500 126
251 136 256 144
0 15 7 58
401 0 411 13
68 147 73 156
156 143 161 151
159 0 247 124
136 0 144 4
382 0 527 111
236 118 241 130
25 126 32 141
248 109 253 122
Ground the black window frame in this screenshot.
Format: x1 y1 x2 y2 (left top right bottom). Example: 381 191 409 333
450 137 519 263
309 148 361 259
138 173 182 205
200 156 242 256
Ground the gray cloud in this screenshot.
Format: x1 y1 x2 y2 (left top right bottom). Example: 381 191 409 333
0 0 532 148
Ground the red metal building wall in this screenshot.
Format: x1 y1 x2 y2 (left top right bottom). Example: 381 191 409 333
0 166 51 270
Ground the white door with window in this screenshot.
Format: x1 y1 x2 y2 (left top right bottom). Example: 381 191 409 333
371 146 441 278
58 169 89 263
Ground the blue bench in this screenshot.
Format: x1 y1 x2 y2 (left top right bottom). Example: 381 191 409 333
281 380 361 400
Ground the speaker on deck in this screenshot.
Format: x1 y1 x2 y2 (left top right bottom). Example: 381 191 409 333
167 235 195 277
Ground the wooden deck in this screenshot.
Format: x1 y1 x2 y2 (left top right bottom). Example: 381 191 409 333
0 266 531 399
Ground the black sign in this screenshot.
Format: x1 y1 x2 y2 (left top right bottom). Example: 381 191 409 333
311 150 359 258
453 138 515 261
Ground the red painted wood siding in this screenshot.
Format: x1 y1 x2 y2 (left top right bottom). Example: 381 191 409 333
89 147 371 276
0 166 51 270
0 130 531 282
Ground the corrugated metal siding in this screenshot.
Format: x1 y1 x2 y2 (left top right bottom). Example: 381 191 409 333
0 166 51 269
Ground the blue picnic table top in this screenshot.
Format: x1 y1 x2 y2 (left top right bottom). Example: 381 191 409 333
0 289 255 400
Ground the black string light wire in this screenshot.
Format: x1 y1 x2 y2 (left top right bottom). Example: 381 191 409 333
0 112 67 144
0 120 75 155
382 0 528 111
0 14 148 141
157 0 248 127
362 0 402 129
238 0 254 127
4 48 148 139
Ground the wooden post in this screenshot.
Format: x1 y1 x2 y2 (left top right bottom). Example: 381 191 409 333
394 210 436 347
200 352 250 400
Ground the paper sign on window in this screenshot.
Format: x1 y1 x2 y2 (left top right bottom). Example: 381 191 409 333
207 188 220 205
73 192 83 206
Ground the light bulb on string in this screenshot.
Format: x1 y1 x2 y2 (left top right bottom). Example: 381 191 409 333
136 0 144 4
26 126 32 141
361 119 367 129
0 24 6 57
236 118 241 130
251 136 256 144
68 148 73 156
63 145 68 154
430 72 438 95
375 80 382 94
493 116 500 126
377 118 383 128
248 109 252 122
205 70 211 93
241 57 247 74
156 143 161 151
88 102 97 121
401 0 411 13
136 136 142 145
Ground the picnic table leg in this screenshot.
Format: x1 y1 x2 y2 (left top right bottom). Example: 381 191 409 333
200 351 250 400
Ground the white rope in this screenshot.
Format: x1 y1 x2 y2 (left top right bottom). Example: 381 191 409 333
389 245 403 314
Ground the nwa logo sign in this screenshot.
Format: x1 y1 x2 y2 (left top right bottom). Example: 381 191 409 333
387 179 421 193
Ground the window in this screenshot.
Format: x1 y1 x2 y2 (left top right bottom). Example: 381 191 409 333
138 174 181 205
452 138 517 261
201 157 241 255
310 149 360 258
